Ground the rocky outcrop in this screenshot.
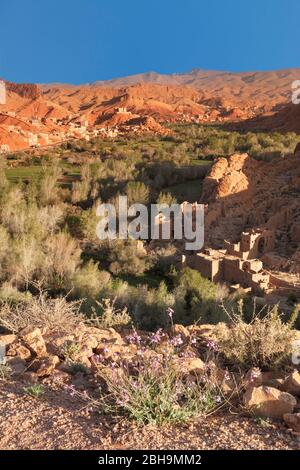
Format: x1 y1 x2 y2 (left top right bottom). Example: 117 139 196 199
5 80 41 99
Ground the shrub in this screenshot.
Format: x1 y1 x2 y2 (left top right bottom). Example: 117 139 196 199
215 301 299 370
71 261 111 299
61 341 81 360
108 240 150 276
0 282 32 304
0 289 83 334
42 231 82 290
133 282 175 330
173 268 224 325
38 163 62 206
125 181 149 205
156 191 177 205
87 298 131 329
67 362 89 375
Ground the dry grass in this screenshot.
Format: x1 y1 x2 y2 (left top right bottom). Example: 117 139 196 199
87 298 132 329
215 300 299 370
0 288 84 334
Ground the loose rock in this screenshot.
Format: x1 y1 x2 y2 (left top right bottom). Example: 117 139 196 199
243 385 297 418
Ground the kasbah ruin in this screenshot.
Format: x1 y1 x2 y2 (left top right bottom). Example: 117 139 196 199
154 146 300 307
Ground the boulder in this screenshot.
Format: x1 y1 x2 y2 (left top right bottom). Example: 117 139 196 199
20 327 47 356
172 357 205 377
21 372 39 384
283 413 300 432
6 357 27 375
187 324 217 341
45 333 75 356
261 371 286 389
6 342 32 360
96 343 137 362
36 355 60 377
282 371 300 396
93 328 125 347
243 385 297 418
0 334 16 346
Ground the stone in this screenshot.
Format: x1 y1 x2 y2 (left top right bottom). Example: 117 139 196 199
51 369 71 384
21 372 39 384
282 371 300 396
261 371 286 389
93 328 125 348
6 342 32 360
0 334 16 346
96 343 137 362
172 357 205 376
243 385 297 418
187 324 216 341
20 326 47 356
45 333 75 356
283 413 300 432
6 357 27 375
36 355 60 377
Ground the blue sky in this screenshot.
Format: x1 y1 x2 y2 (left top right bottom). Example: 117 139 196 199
0 0 299 84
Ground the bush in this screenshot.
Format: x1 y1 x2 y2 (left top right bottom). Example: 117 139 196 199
0 364 12 380
42 231 82 290
215 301 299 370
71 261 111 299
174 268 224 325
108 240 150 276
0 289 83 334
125 181 149 205
133 282 175 330
88 298 132 329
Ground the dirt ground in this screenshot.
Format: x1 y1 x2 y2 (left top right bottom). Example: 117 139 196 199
0 379 299 450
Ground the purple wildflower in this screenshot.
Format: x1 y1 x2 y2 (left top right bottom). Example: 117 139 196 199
170 335 184 347
126 330 142 345
149 328 164 345
249 367 261 382
224 370 230 382
206 340 218 351
166 307 174 319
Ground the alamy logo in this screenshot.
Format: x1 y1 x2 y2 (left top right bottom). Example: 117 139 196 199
292 80 300 104
96 196 204 251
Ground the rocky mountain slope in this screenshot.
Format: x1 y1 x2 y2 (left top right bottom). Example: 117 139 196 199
1 68 300 151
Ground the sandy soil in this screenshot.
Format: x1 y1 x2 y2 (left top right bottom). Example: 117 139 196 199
0 379 299 450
